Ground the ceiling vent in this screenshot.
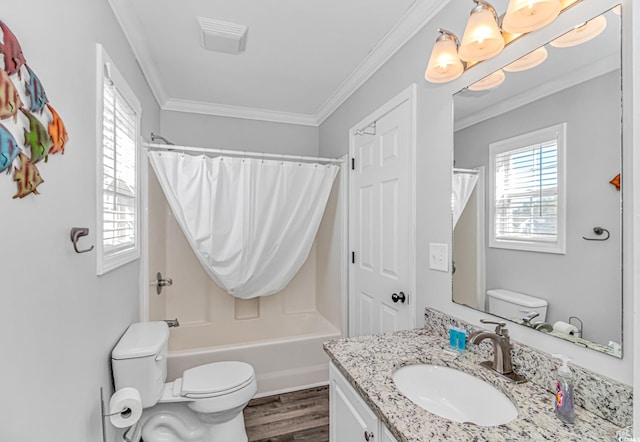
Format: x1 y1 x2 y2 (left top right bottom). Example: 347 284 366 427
197 17 248 55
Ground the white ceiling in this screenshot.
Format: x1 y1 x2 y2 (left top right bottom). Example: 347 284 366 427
107 1 619 128
108 0 446 126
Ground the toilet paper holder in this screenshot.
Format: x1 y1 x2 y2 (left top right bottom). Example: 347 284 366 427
568 316 583 338
104 406 132 418
70 227 94 254
100 387 141 442
101 386 143 430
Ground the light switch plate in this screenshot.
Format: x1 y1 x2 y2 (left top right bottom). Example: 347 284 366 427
429 243 449 272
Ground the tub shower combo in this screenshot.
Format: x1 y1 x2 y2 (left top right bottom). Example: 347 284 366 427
143 140 345 397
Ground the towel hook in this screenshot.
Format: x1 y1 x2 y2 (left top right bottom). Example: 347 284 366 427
70 227 94 254
355 121 376 136
582 227 610 241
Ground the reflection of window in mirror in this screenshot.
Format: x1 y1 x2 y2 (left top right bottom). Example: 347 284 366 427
489 123 566 254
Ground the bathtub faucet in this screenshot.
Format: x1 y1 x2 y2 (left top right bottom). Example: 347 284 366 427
163 318 180 328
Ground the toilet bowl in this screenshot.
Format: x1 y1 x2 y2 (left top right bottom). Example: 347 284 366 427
112 322 257 442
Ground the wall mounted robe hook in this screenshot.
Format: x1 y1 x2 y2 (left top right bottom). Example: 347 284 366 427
582 227 610 241
70 227 94 253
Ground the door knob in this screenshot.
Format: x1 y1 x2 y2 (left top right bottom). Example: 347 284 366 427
391 292 406 303
364 430 374 441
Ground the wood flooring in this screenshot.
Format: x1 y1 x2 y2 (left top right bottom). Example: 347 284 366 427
244 386 329 442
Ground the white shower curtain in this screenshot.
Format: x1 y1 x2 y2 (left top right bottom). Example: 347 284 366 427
452 172 479 228
148 151 339 299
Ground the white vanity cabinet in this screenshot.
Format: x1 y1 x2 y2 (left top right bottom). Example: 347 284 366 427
329 362 398 442
381 425 398 442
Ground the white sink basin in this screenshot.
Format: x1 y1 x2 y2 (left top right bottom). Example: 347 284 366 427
392 364 518 426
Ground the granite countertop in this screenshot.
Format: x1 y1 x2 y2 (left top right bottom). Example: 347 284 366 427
324 328 622 441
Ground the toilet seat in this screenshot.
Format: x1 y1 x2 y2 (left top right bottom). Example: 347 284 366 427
178 361 255 399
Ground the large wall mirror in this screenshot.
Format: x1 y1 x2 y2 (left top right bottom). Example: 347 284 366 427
452 5 622 357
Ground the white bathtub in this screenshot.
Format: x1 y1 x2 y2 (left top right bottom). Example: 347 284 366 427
166 312 342 397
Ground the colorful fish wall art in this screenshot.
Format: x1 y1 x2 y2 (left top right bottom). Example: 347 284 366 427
610 173 621 191
13 152 43 198
0 21 26 78
0 19 68 199
0 123 19 173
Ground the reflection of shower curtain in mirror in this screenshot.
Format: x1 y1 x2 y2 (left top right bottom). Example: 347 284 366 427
452 172 479 228
148 151 339 299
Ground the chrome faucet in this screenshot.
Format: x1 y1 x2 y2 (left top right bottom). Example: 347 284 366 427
469 319 526 383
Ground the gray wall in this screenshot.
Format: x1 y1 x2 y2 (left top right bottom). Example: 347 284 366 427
161 111 319 156
454 71 622 345
1 3 635 441
319 0 633 384
1 1 160 441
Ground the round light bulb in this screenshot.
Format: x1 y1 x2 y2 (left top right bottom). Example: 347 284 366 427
502 0 562 34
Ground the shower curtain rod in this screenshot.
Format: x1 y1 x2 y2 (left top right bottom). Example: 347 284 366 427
453 168 479 174
143 142 344 164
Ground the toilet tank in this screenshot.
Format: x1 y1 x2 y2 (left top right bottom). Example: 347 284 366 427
111 321 170 408
486 289 548 323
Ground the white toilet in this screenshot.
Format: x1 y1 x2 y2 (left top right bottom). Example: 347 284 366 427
486 288 548 323
111 321 257 442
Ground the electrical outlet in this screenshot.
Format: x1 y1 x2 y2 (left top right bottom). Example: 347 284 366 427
429 243 449 272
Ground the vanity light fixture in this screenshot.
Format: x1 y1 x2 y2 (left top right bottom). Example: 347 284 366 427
425 29 465 83
559 0 580 9
423 0 583 84
549 14 606 48
468 69 506 91
503 46 548 72
502 0 562 34
458 0 505 63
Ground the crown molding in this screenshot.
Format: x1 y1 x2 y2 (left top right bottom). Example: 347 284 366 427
455 53 620 131
163 98 319 126
313 0 449 125
109 0 447 127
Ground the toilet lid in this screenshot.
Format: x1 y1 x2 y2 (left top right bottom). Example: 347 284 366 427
180 361 255 398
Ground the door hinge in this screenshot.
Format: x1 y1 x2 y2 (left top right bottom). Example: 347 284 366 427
351 158 355 170
351 251 355 264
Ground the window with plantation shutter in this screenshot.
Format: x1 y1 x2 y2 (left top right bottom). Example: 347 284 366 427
97 45 141 274
489 123 566 254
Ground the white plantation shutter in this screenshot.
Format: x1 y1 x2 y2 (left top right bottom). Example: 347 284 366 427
97 45 141 274
489 123 566 254
495 141 558 241
102 83 136 251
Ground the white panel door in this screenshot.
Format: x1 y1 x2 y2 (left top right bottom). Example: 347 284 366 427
350 90 414 336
